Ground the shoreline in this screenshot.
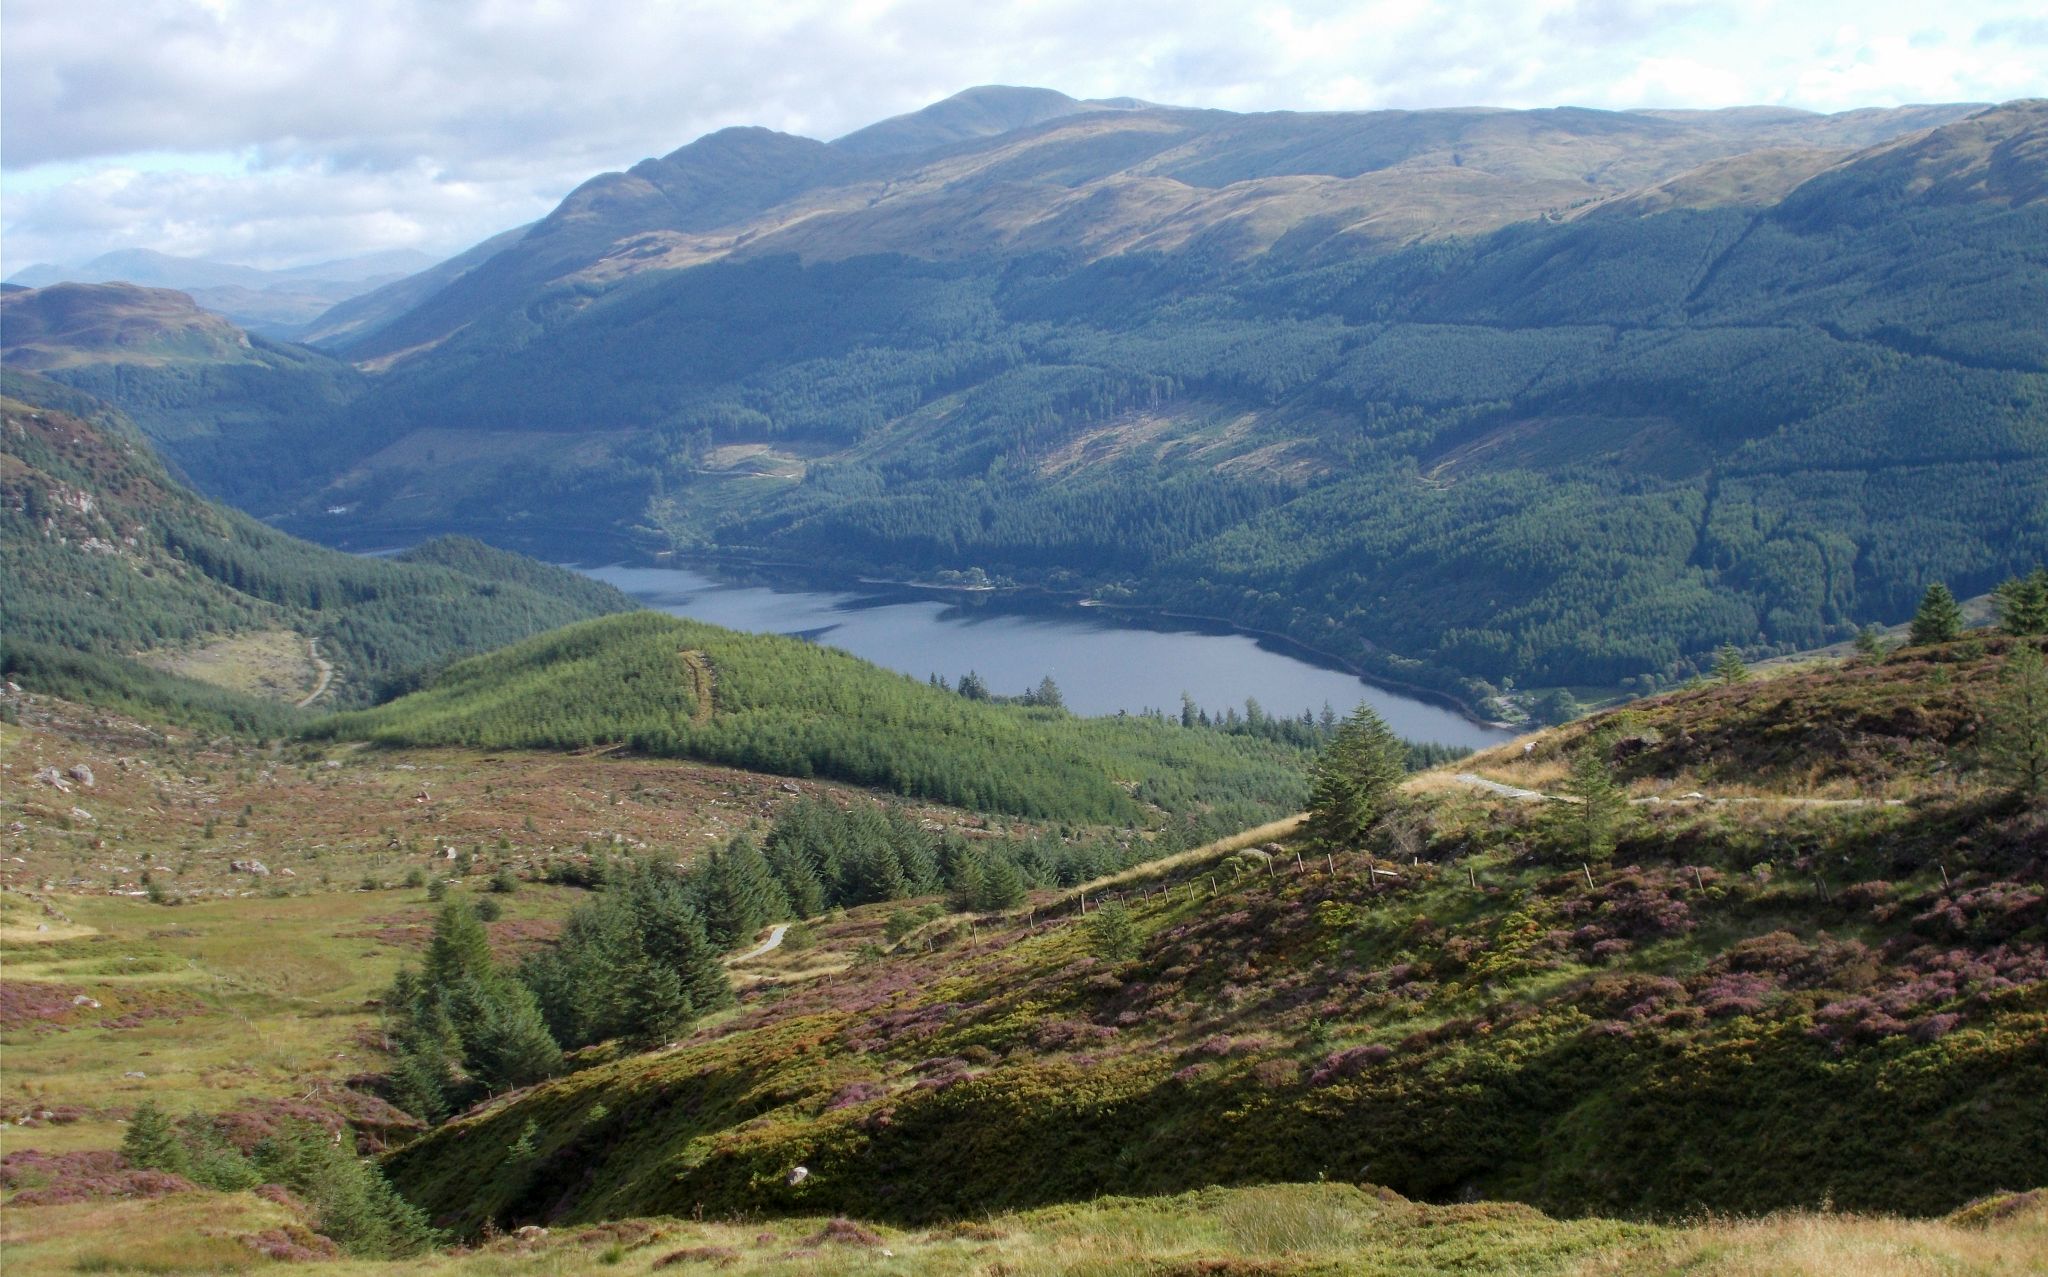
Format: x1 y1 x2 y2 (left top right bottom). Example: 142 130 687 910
654 549 1514 734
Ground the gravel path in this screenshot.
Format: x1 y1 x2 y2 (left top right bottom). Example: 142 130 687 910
730 923 789 963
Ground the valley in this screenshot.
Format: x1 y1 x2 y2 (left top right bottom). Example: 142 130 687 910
4 70 2046 1277
8 94 2043 714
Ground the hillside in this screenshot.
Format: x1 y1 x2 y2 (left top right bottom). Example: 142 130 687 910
245 99 2045 711
22 93 2048 712
309 611 1318 827
370 641 2045 1234
0 374 632 718
0 286 366 508
1 614 2043 1274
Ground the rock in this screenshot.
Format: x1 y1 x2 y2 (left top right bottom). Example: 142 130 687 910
780 781 801 794
514 1226 548 1239
33 767 72 792
68 764 95 787
230 859 271 876
123 1070 146 1078
786 1165 809 1186
278 867 296 876
72 995 101 1008
70 807 95 823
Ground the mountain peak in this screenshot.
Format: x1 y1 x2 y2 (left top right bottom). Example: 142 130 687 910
830 84 1097 157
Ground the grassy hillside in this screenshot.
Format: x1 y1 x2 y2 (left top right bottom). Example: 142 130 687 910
375 643 2046 1232
309 611 1315 825
0 374 632 719
4 1179 2042 1275
3 637 2043 1274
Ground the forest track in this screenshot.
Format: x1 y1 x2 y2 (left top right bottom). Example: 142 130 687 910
730 923 789 963
295 638 334 709
678 650 714 726
1448 772 1905 809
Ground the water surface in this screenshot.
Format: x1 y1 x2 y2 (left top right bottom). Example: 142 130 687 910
583 563 1509 751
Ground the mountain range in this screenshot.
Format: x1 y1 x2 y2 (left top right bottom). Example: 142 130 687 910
8 86 2045 715
4 247 433 338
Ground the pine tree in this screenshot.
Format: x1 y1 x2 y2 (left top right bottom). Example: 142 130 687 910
765 840 827 917
1993 568 2048 636
947 855 986 911
423 900 494 991
1552 735 1629 860
1853 624 1889 660
1909 583 1964 646
456 977 561 1091
974 855 1027 910
1712 645 1749 685
701 836 788 948
1085 901 1139 962
1982 643 2048 801
121 1100 191 1175
1303 704 1407 851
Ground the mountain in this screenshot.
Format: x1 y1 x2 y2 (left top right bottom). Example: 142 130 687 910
315 95 1988 367
297 223 534 350
0 283 367 509
830 84 1135 156
0 373 633 720
5 247 435 337
376 636 2047 1233
0 282 257 370
36 95 2048 715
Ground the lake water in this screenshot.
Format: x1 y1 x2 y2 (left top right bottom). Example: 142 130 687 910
581 563 1510 751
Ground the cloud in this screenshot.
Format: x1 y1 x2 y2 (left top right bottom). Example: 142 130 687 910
3 0 2043 271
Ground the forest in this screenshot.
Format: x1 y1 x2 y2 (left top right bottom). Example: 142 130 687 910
151 168 2041 707
1 373 632 720
308 611 1318 827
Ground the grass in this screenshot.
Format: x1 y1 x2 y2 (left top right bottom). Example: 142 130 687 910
0 687 1012 900
0 883 580 1161
134 628 320 705
6 1182 2042 1276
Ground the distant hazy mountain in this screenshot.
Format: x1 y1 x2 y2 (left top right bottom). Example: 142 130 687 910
5 247 435 337
298 224 533 350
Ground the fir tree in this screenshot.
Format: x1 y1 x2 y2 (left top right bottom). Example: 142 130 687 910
1993 568 2048 636
121 1100 190 1176
1552 735 1629 861
1982 643 2048 801
1909 583 1964 646
1712 645 1749 685
974 855 1027 910
1303 704 1407 851
1085 901 1140 962
1853 624 1889 660
701 835 788 948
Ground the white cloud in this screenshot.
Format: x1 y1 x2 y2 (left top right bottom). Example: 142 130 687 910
3 0 2043 271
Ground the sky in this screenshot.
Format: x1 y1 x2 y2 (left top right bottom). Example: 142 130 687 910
4 0 2044 274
